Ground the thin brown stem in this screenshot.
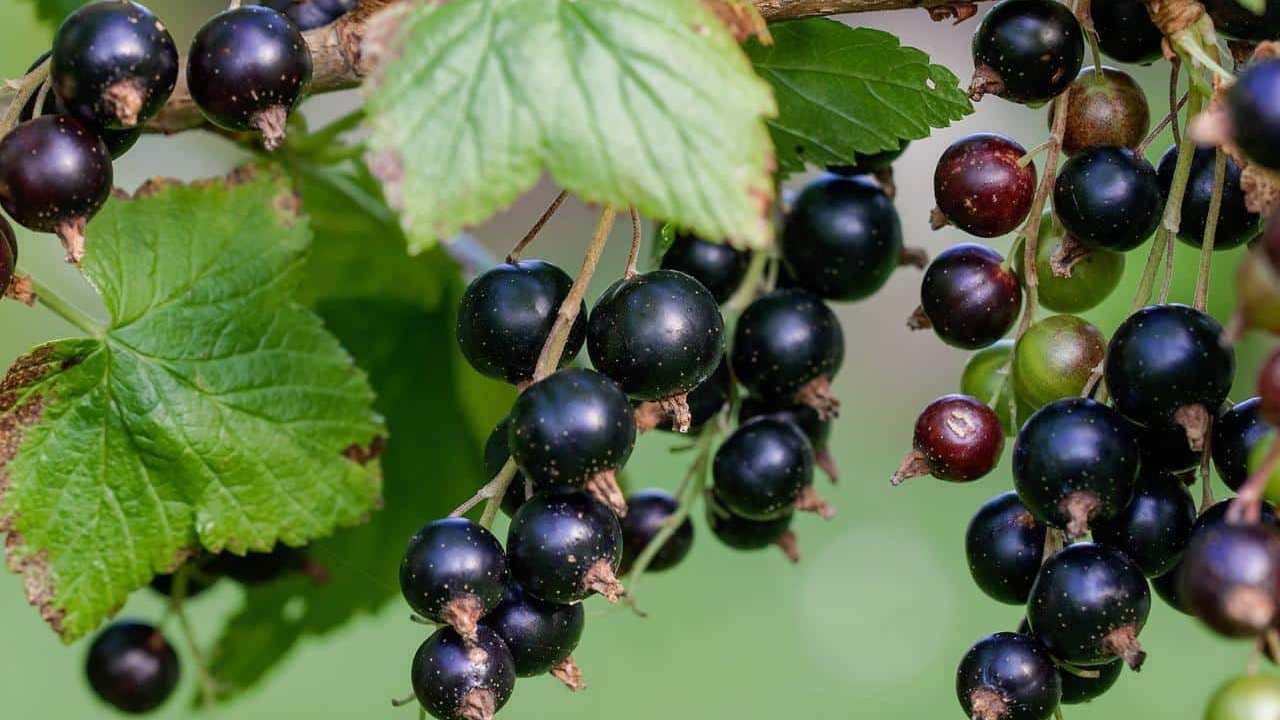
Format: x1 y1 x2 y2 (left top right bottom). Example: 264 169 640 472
507 190 568 263
1230 440 1280 524
0 57 50 137
625 207 642 279
1137 92 1189 158
532 207 617 380
1170 59 1183 149
1158 231 1175 304
1193 149 1227 311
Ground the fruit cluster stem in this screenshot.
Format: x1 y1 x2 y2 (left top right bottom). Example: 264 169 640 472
507 190 568 263
169 567 219 708
0 56 50 138
1192 149 1227 311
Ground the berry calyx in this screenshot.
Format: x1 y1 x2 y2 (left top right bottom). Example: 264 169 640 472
21 52 139 160
1179 523 1280 638
85 621 180 714
1227 59 1280 172
1091 0 1163 65
400 518 509 642
969 0 1084 105
730 289 844 417
1157 145 1260 250
1057 67 1150 157
955 632 1061 720
893 394 1004 485
648 359 731 434
1053 147 1162 252
619 489 695 574
1091 470 1196 578
932 133 1036 238
1011 314 1105 410
659 232 750 304
919 243 1023 350
706 497 799 562
1213 398 1272 492
483 584 585 684
411 626 516 720
506 487 624 604
712 417 817 520
965 491 1048 605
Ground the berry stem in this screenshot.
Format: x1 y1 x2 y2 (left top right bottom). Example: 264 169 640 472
169 566 219 708
1136 92 1188 157
723 250 770 316
21 270 105 337
0 56 50 138
1200 434 1215 511
624 207 642 279
1158 231 1175 304
1192 149 1227 311
507 190 569 263
1229 439 1280 524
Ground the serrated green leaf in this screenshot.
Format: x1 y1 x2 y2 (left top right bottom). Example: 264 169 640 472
0 170 384 641
363 0 776 252
746 19 973 176
21 0 81 27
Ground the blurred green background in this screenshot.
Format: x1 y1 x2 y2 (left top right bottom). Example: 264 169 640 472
0 2 1272 718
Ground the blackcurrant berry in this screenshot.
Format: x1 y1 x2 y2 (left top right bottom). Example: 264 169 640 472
400 518 509 640
483 584 584 680
1228 59 1280 171
187 5 312 149
1150 567 1190 615
730 289 844 414
0 115 111 262
1104 304 1235 433
739 397 836 481
1011 314 1106 410
484 416 533 518
893 394 1004 485
456 260 586 384
1053 147 1162 252
1027 543 1150 669
712 417 814 520
919 243 1022 350
706 501 799 562
21 52 139 160
507 487 624 603
652 359 731 434
0 215 16 299
1157 145 1260 250
955 632 1061 720
1180 523 1280 638
970 0 1084 105
933 133 1036 238
1214 398 1272 492
587 269 725 417
659 232 750 304
1091 470 1196 577
215 545 313 584
826 140 909 176
1012 214 1124 314
1205 675 1280 720
1058 660 1122 705
1134 419 1201 475
1091 0 1163 65
780 175 904 302
51 1 178 129
149 554 222 600
1057 67 1150 157
1203 0 1280 41
619 489 694 574
411 626 515 720
507 369 636 513
1012 398 1141 538
85 621 180 714
965 491 1048 605
263 0 357 30
960 340 1031 435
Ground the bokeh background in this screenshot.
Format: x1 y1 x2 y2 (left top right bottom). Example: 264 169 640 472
0 2 1270 718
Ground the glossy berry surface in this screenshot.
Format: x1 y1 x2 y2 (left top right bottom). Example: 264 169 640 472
400 518 509 626
1134 419 1201 475
906 394 1004 483
933 133 1036 238
1091 0 1163 65
970 0 1084 105
1012 314 1106 410
1214 398 1271 492
1012 399 1140 537
51 0 178 129
1091 471 1196 577
1203 0 1280 41
712 417 813 521
457 260 585 383
0 115 111 237
483 584 584 678
484 416 532 517
659 232 749 304
187 6 312 143
1204 675 1280 720
1053 147 1162 252
619 489 695 574
85 621 180 714
707 503 796 554
730 289 844 402
1013 215 1125 314
263 0 357 30
1058 67 1150 156
1228 60 1280 171
508 369 636 486
411 627 515 720
955 632 1061 720
657 359 731 433
1059 659 1122 705
780 175 903 301
1104 304 1235 428
920 243 1022 350
1157 146 1259 250
965 491 1047 605
1179 523 1280 638
587 269 725 401
1028 543 1151 668
739 398 831 456
507 488 623 604
21 52 139 160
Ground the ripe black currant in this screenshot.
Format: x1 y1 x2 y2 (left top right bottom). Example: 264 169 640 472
1151 567 1190 615
1149 499 1276 616
965 492 1048 605
22 52 139 160
187 5 313 149
1053 147 1162 252
659 232 750 304
1228 59 1280 171
1205 675 1280 720
1203 0 1280 41
1157 146 1260 250
51 1 178 129
653 359 731 434
411 626 515 720
1104 304 1235 434
483 584 584 681
1013 214 1125 314
1058 67 1150 157
933 133 1036 238
1091 0 1163 65
1091 470 1196 577
739 398 836 481
893 394 1004 485
85 621 180 714
619 489 694 574
780 175 904 302
506 487 624 603
216 546 314 584
1059 659 1123 705
1214 398 1272 492
919 243 1022 350
955 632 1061 720
827 141 909 176
706 500 799 562
712 417 815 521
730 289 844 415
1179 523 1280 638
263 0 357 30
0 215 15 298
1134 419 1201 475
484 416 532 518
1011 313 1106 410
0 115 111 262
456 259 586 384
1012 398 1141 538
970 0 1084 105
400 518 509 641
1027 543 1151 669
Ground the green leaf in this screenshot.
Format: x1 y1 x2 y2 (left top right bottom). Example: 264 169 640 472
746 19 973 176
22 0 82 27
363 0 776 252
0 170 384 641
1235 0 1265 14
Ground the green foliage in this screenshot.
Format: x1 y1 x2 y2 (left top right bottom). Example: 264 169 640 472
21 0 81 27
1234 0 1266 14
746 19 972 176
0 170 384 642
363 0 777 253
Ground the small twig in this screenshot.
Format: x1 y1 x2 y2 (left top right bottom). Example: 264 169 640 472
507 190 569 263
1158 231 1175 304
1193 149 1227 311
625 207 642 279
1137 92 1189 156
1200 435 1215 511
1230 440 1280 524
0 56 50 138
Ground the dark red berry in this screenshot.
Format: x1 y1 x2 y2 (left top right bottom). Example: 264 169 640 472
85 621 180 714
1228 59 1280 171
506 487 624 604
1057 67 1150 157
1179 523 1280 638
1091 470 1196 577
730 289 844 412
1214 398 1272 492
1053 147 1162 252
965 491 1047 605
955 632 1061 720
933 133 1036 238
970 0 1084 105
400 518 509 640
1091 0 1163 65
1203 0 1280 41
920 243 1022 350
712 417 814 521
893 394 1004 485
411 626 515 720
1157 145 1260 250
659 232 750 304
619 489 694 574
483 584 584 679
